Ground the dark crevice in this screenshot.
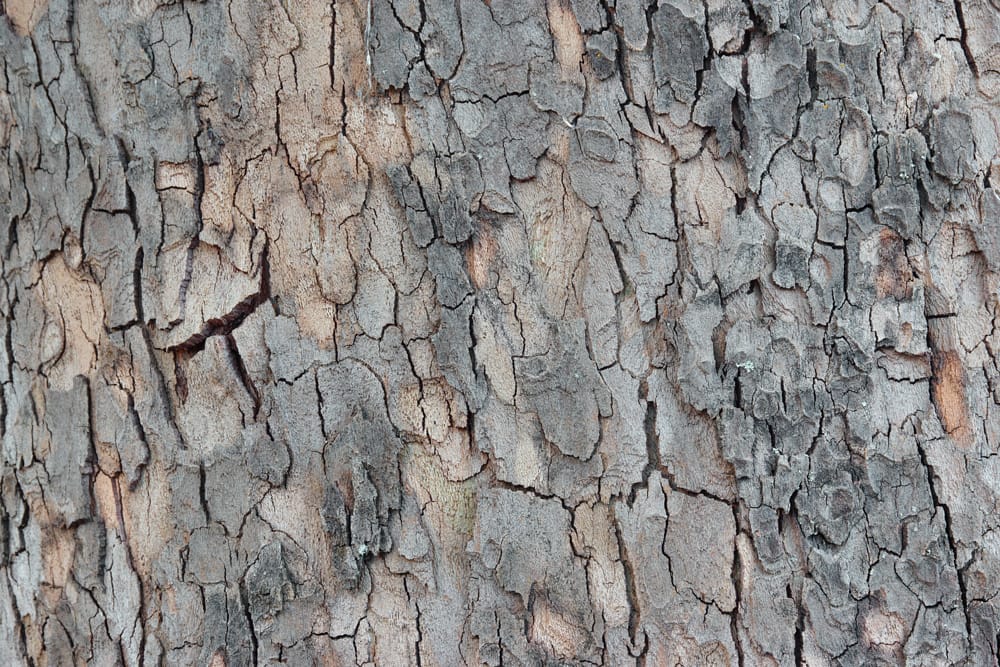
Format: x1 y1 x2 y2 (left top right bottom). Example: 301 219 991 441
915 435 974 646
805 47 818 106
621 380 663 506
225 333 261 418
952 0 978 77
198 464 211 523
733 369 743 408
110 473 148 664
791 583 804 665
78 161 98 257
315 370 329 441
124 391 149 490
127 245 146 330
240 582 260 667
138 325 188 448
614 516 647 664
731 516 745 667
168 242 271 354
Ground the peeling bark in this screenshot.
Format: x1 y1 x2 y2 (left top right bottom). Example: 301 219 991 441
2 0 999 665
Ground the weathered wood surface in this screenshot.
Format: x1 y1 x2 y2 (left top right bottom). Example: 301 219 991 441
2 0 999 664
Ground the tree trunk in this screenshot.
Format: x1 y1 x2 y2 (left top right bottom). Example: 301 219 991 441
2 0 999 664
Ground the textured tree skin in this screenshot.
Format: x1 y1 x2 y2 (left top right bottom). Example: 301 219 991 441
2 0 999 664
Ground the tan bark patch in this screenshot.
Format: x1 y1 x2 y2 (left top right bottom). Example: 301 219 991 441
546 0 585 75
103 473 150 582
466 226 497 289
931 350 973 446
293 293 339 350
529 597 588 660
4 0 48 35
155 160 197 192
36 255 105 391
93 472 119 531
40 523 75 591
862 606 907 648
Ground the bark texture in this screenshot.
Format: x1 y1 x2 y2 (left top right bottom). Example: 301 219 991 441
2 0 1000 665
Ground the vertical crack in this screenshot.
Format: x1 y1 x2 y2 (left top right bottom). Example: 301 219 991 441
952 0 978 77
329 0 337 88
915 436 973 646
790 583 804 666
199 464 211 523
225 334 261 418
240 581 260 667
731 514 745 667
614 517 647 664
642 382 661 484
133 246 145 327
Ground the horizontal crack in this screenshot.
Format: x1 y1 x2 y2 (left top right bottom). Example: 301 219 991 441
167 243 270 354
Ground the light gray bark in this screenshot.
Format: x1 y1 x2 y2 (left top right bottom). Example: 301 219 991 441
2 0 999 665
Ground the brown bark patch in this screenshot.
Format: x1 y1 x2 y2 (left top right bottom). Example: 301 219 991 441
39 523 74 592
155 160 197 192
875 229 914 299
861 606 907 650
34 254 105 391
466 227 497 289
529 597 588 660
931 350 973 446
93 472 120 532
546 0 585 75
4 0 48 35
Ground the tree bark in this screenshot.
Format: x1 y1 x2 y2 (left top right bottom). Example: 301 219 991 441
2 0 999 664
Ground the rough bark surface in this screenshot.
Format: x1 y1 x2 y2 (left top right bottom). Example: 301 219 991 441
2 0 1000 665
